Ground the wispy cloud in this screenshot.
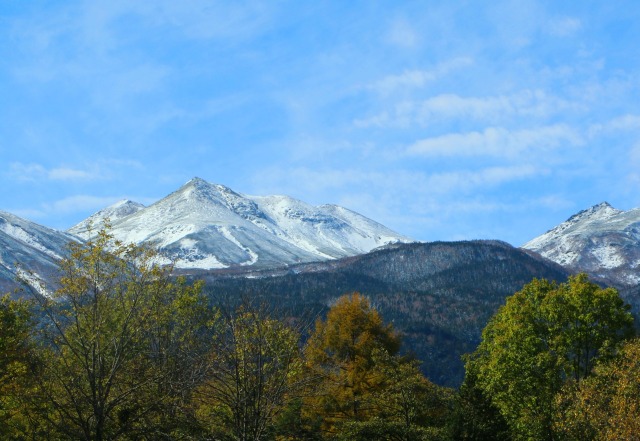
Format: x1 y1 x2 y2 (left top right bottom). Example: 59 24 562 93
7 160 145 184
385 17 420 48
44 195 124 215
355 90 579 128
426 165 544 194
8 163 98 182
406 125 582 158
589 114 640 135
546 17 582 37
368 58 473 95
255 164 544 202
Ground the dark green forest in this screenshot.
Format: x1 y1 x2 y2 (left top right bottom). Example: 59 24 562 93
1 232 638 440
195 241 570 386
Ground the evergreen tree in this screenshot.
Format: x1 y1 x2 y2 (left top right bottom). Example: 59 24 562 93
303 293 402 435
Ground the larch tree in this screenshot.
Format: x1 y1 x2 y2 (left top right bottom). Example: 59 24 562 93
303 293 401 435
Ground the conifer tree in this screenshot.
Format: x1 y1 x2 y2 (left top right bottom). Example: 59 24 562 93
303 293 401 434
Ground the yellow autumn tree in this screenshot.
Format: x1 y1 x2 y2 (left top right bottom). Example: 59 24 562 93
303 293 401 435
554 337 640 440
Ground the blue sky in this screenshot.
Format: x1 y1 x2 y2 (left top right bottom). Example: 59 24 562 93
2 1 640 245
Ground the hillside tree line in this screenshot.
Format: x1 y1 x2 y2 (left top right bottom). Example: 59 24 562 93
0 229 638 440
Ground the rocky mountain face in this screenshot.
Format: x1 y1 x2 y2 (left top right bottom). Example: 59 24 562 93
522 202 640 288
197 240 570 386
69 199 145 235
70 177 413 270
0 211 76 296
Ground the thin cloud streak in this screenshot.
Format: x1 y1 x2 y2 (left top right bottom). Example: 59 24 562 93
8 163 99 182
368 58 473 95
406 125 583 158
355 90 581 128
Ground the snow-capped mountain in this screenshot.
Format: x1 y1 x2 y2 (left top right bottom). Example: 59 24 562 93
522 202 640 286
71 177 413 270
0 211 76 296
69 199 145 236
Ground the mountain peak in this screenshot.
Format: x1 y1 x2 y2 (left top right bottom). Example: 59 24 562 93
70 179 412 270
523 201 640 285
68 199 145 237
566 201 621 225
178 178 244 209
185 176 207 185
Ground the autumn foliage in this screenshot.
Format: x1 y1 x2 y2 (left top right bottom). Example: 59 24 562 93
0 230 637 440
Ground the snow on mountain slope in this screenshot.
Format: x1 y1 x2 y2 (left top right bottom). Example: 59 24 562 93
248 195 411 259
69 199 145 238
522 202 640 286
0 211 76 295
75 177 413 270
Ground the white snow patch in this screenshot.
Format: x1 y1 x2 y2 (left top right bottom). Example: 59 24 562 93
0 223 63 260
174 254 227 270
591 246 625 269
15 268 52 298
219 227 259 266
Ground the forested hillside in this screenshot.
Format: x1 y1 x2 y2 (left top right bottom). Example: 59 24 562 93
197 241 569 386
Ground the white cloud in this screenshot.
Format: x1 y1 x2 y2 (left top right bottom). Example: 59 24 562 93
386 17 419 48
547 17 582 37
44 195 123 215
406 125 582 158
425 165 544 194
48 167 95 181
8 163 99 182
589 114 640 136
255 164 544 202
630 142 640 164
355 90 579 129
369 58 473 95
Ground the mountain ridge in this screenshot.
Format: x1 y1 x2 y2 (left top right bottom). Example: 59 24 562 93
69 177 414 270
0 210 75 296
522 201 640 287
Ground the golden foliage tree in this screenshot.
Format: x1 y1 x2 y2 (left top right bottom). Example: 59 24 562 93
304 293 401 434
554 338 640 440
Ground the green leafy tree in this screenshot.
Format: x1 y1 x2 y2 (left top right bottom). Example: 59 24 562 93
451 358 511 441
195 304 305 441
33 228 211 440
354 349 453 441
467 274 634 440
371 349 452 434
0 295 39 438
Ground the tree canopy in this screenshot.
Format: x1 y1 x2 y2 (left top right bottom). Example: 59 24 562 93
466 274 634 440
31 228 213 440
